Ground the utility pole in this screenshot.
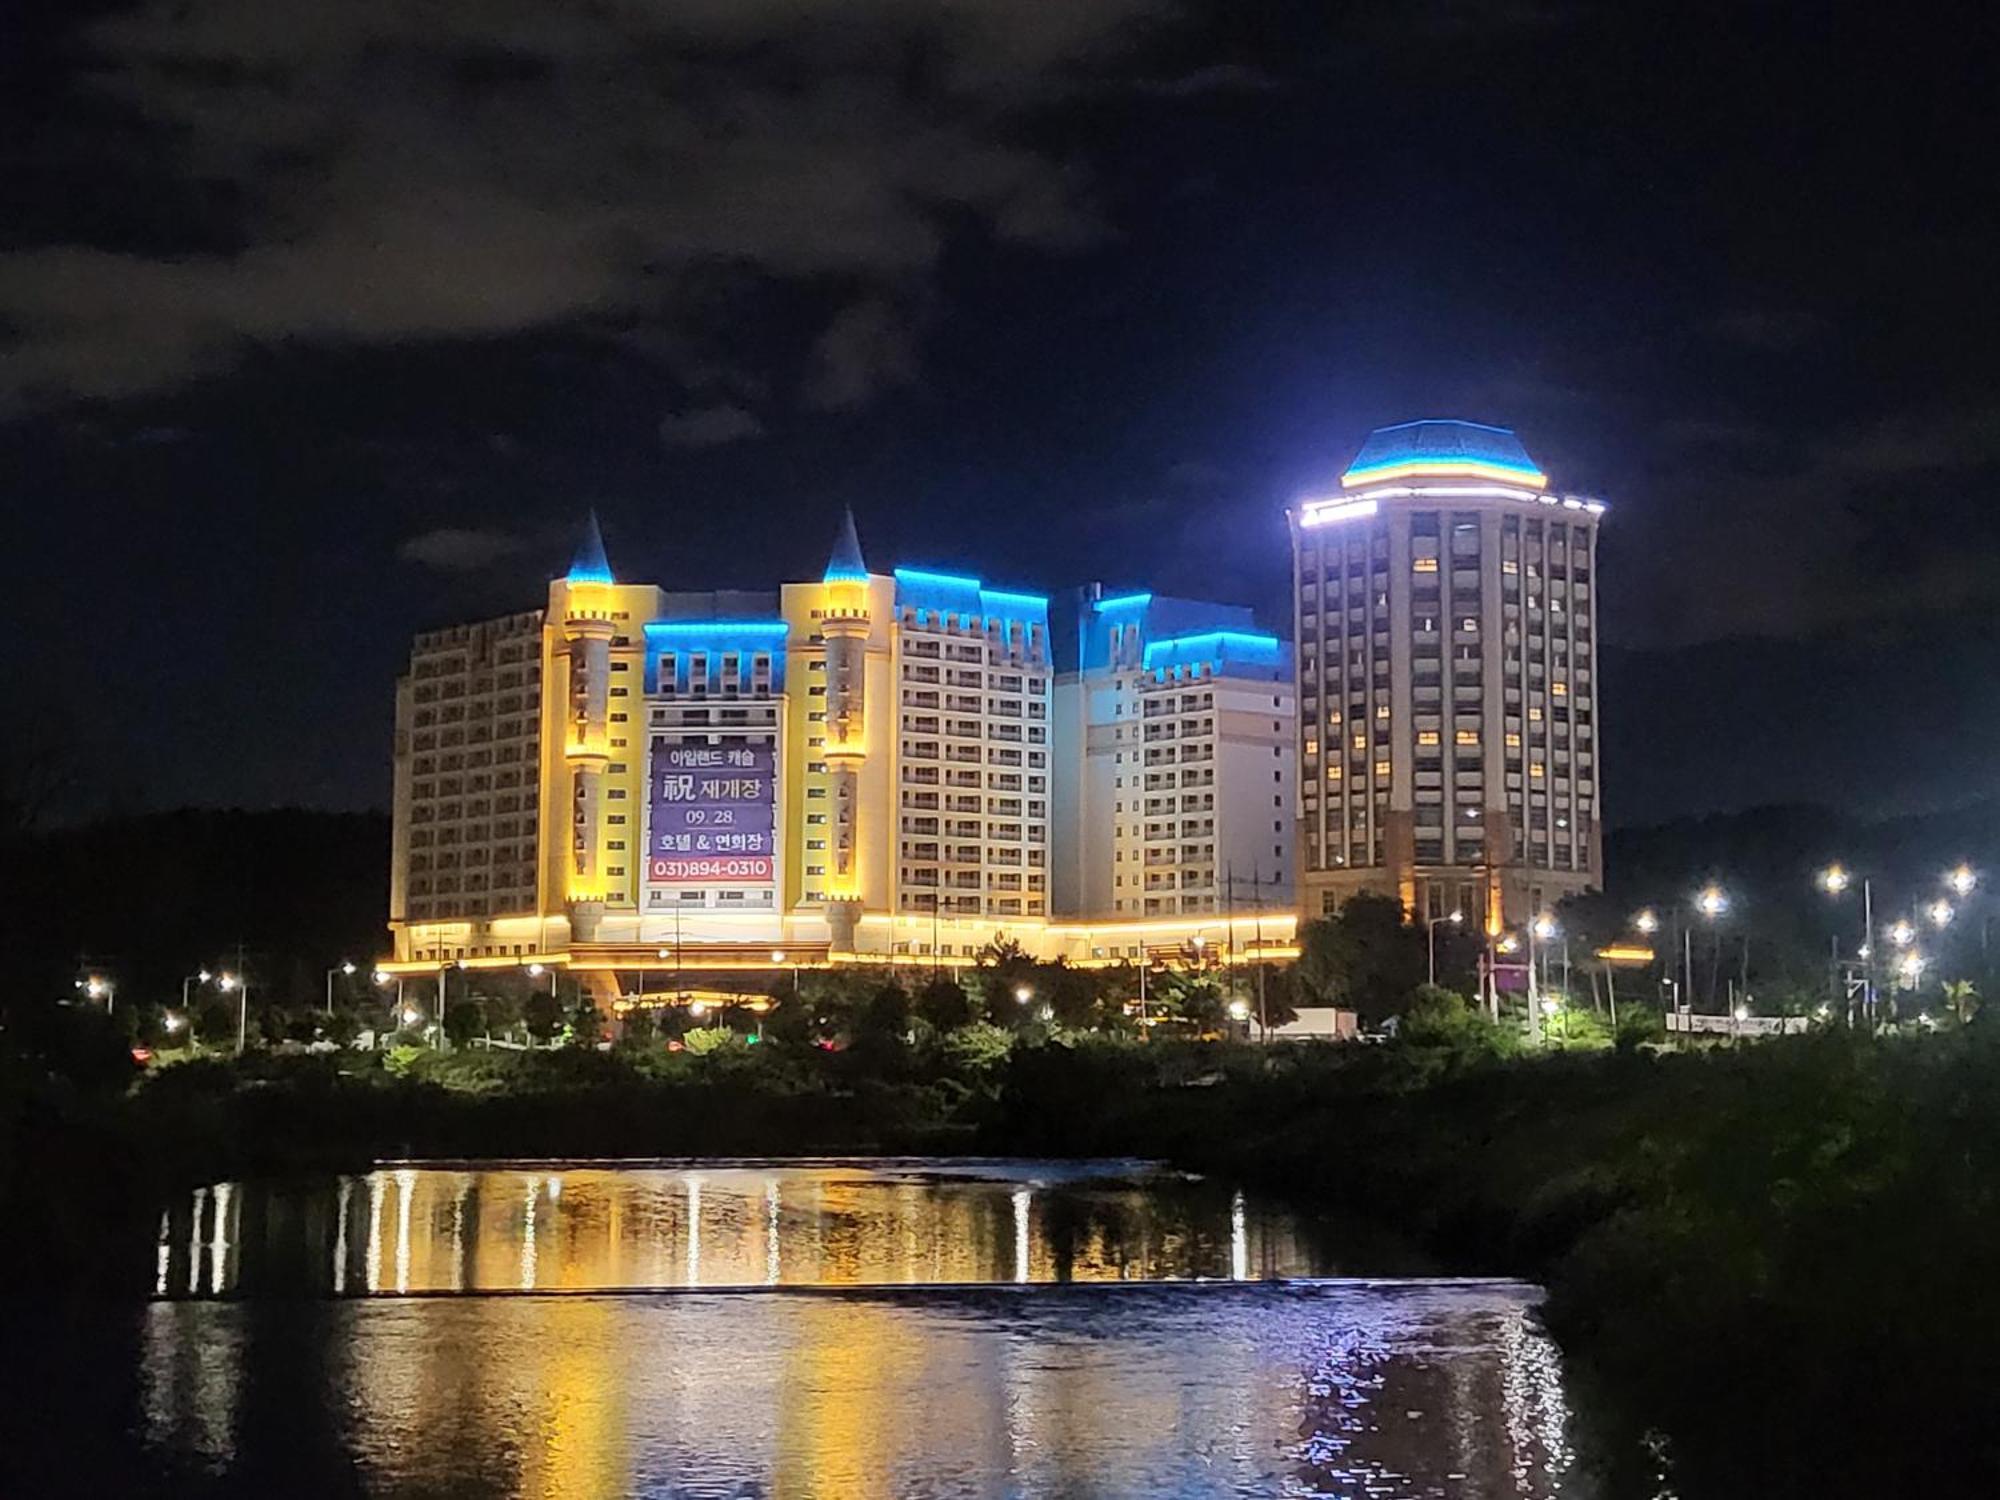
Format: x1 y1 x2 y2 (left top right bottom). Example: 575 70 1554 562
1252 864 1268 1040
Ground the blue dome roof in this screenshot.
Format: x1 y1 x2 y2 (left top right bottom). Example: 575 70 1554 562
1341 420 1545 488
567 510 614 584
824 507 869 583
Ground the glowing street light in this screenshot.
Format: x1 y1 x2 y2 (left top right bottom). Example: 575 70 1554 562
217 973 249 1053
371 969 390 986
1227 999 1250 1022
1426 907 1464 985
1633 909 1659 934
1820 864 1851 895
1948 865 1977 897
1928 899 1954 929
1898 951 1927 986
1888 920 1915 949
1532 915 1558 941
325 960 358 1015
1696 886 1728 919
1014 985 1034 1005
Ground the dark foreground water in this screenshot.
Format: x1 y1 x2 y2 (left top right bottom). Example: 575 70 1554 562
10 1161 1596 1498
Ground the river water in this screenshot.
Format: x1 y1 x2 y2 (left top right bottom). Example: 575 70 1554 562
31 1160 1597 1497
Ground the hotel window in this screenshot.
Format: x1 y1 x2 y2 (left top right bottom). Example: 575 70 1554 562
1417 730 1440 747
1530 762 1546 778
1455 730 1479 746
1374 760 1390 779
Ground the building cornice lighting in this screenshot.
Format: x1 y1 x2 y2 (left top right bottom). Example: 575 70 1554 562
1340 457 1548 490
1297 496 1379 528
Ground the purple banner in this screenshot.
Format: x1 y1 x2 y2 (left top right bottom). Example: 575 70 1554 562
648 744 776 884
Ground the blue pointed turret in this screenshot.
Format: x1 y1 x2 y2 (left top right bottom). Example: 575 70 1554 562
823 506 869 584
568 510 614 584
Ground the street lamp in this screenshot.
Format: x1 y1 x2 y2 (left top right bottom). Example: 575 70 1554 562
1888 920 1915 948
1525 916 1557 1041
1948 865 1977 898
1014 984 1033 1005
1819 864 1875 1025
218 972 248 1054
182 969 212 1010
1929 899 1954 929
1633 909 1659 935
1696 886 1728 919
1227 998 1250 1022
325 960 357 1015
1426 908 1463 987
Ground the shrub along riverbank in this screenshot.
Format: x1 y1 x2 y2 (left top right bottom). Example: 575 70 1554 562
6 999 1998 1496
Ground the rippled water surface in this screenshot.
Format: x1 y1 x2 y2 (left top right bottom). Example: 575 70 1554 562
48 1161 1593 1497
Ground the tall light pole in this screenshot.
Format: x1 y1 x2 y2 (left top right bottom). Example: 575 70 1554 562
1529 914 1557 1043
182 969 212 1011
1819 864 1874 1026
1694 886 1728 1014
1945 865 1982 971
1427 908 1464 988
325 960 356 1016
219 972 246 1054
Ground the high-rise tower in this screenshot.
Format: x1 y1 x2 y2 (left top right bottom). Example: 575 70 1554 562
558 511 619 941
1289 421 1605 932
819 508 872 950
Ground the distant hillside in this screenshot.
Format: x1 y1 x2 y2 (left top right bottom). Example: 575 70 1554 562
1600 607 2000 826
4 808 389 1009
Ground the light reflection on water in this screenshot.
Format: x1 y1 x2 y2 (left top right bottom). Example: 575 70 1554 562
129 1162 1589 1498
152 1159 1358 1296
137 1284 1582 1497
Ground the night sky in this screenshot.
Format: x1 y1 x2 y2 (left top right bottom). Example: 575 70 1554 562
4 2 1995 824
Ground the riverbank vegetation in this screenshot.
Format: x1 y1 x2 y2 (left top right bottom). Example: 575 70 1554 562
7 964 1998 1496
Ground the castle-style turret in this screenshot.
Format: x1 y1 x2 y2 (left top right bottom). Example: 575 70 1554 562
561 512 616 940
820 509 870 949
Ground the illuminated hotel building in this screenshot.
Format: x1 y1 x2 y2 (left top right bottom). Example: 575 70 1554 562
1052 589 1295 919
1289 421 1605 930
386 513 1296 992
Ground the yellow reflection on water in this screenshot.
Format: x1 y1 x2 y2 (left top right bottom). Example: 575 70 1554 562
157 1163 1338 1298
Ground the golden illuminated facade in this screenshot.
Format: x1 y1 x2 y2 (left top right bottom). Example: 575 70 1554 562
1290 421 1605 931
385 514 1295 992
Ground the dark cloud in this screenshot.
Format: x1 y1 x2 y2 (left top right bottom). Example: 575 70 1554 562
1129 64 1282 97
0 0 1170 410
396 526 532 572
658 404 765 449
804 298 925 410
